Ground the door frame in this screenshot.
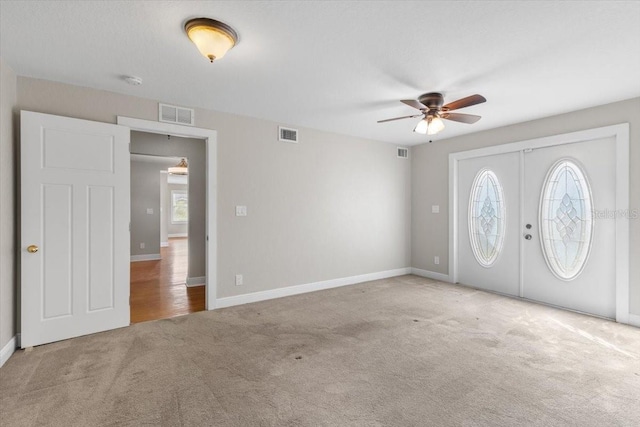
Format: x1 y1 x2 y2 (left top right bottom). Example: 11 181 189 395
117 116 218 310
449 123 630 323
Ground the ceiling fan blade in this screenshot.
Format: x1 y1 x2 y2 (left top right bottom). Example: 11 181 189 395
401 99 428 110
442 94 486 111
377 114 422 123
441 112 481 124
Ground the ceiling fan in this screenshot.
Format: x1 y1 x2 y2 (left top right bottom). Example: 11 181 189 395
378 92 486 135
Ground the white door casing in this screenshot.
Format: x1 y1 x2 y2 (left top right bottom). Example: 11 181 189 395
116 116 217 310
449 124 630 323
21 111 130 348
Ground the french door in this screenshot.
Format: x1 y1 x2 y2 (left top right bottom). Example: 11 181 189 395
457 136 617 319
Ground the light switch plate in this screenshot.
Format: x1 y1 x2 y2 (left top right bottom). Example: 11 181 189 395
432 205 440 214
236 205 247 216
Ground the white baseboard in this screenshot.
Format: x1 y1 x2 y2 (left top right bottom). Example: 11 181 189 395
629 314 640 328
215 267 411 309
0 336 17 368
411 267 451 282
186 276 205 287
168 233 187 238
130 254 161 262
160 241 169 247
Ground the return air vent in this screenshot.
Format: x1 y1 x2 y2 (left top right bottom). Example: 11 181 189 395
397 147 409 159
159 103 195 126
279 126 298 143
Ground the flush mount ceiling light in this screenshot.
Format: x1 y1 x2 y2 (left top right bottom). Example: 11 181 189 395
185 18 238 63
168 158 188 175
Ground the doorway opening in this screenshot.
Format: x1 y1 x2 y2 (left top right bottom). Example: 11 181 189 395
118 115 217 312
129 132 206 323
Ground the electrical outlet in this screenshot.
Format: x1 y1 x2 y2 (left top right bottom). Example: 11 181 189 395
434 256 440 265
146 208 154 215
235 274 243 286
140 242 145 249
432 205 440 214
235 206 247 216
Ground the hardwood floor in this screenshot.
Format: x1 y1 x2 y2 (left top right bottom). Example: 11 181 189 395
130 238 205 323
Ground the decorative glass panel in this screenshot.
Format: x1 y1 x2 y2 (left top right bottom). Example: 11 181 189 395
468 169 506 267
540 159 593 281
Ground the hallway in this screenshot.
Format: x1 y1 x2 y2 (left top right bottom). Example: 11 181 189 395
130 238 205 323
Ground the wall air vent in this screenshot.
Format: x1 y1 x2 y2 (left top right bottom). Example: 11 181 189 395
397 147 409 159
279 126 299 143
159 103 195 126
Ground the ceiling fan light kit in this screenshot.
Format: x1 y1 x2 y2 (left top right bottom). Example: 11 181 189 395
185 18 238 63
379 92 486 137
414 115 445 135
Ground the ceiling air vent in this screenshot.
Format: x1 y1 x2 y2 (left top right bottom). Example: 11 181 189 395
159 103 195 126
279 126 298 143
397 147 409 159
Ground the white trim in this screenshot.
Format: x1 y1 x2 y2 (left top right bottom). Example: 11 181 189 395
130 254 161 262
186 276 205 287
628 314 640 328
0 336 17 368
160 241 169 247
216 268 411 309
411 268 451 282
117 116 217 311
614 124 630 324
168 233 188 238
449 123 630 324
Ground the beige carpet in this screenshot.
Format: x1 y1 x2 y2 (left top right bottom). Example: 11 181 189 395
1 275 639 426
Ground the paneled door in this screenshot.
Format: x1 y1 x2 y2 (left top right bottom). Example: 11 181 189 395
21 111 130 348
456 137 618 318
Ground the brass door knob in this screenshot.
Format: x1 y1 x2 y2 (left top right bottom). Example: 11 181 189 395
27 245 39 253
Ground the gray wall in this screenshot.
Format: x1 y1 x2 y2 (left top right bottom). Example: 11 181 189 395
16 77 412 301
167 183 188 236
131 133 205 280
130 159 174 257
411 97 640 316
0 60 17 351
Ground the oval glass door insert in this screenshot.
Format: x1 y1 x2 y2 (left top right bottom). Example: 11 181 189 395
539 159 594 281
468 169 506 267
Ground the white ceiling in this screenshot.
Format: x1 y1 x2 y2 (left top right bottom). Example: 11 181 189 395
1 1 639 146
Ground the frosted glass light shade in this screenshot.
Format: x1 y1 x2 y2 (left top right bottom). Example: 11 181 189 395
185 18 238 62
413 118 429 134
427 116 445 135
414 116 446 135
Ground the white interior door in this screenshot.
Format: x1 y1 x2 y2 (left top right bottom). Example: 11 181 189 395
457 152 520 296
21 111 130 348
522 137 617 318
